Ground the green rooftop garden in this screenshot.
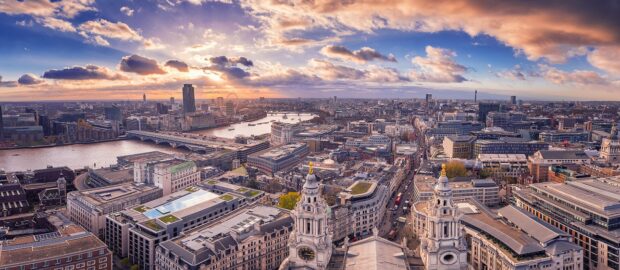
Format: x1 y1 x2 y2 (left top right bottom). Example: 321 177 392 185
185 186 199 193
237 187 249 193
247 190 261 197
207 180 219 185
134 205 149 213
350 182 372 195
220 194 234 201
159 214 179 223
143 220 162 231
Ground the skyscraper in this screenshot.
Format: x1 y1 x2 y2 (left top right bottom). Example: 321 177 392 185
104 106 122 121
225 101 234 116
170 97 174 104
0 105 3 139
143 93 146 102
182 84 196 114
510 95 517 105
478 102 501 123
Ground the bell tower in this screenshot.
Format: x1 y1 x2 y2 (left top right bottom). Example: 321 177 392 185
287 162 333 269
420 164 468 270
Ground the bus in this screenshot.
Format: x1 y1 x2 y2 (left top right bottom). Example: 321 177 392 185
395 192 403 205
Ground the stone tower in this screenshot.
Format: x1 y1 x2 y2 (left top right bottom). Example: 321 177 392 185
420 164 468 270
287 162 333 269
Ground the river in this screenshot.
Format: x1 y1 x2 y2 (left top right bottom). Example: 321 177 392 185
190 112 316 138
0 112 316 171
0 140 187 172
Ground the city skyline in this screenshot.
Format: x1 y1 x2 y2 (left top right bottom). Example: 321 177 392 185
1 1 620 101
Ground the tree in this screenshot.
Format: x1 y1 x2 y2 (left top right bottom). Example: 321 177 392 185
130 265 139 270
445 161 467 179
120 258 130 266
278 192 301 210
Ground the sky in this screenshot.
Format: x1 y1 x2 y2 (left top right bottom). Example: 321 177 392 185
1 0 620 101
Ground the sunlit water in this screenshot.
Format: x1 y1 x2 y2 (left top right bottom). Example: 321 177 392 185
0 112 315 171
190 112 316 138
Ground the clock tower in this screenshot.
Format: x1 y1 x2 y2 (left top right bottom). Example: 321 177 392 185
287 162 333 269
420 164 468 270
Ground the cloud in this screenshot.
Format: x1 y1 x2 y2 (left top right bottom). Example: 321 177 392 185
308 59 366 80
42 65 124 80
208 56 254 67
120 6 134 16
0 75 18 87
119 55 166 75
165 60 190 72
243 0 620 63
409 46 468 83
0 0 96 18
320 45 396 63
78 19 142 41
143 38 166 50
16 20 34 27
90 36 110 46
36 17 76 32
204 56 254 79
305 59 409 82
18 74 44 85
496 65 527 80
539 64 609 85
588 47 620 76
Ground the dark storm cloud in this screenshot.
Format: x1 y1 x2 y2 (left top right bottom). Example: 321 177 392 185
119 54 166 75
165 60 189 72
43 65 123 80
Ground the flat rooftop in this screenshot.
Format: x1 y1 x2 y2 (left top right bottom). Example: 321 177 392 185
90 167 133 184
478 154 527 162
530 177 620 217
253 143 306 161
74 183 160 206
180 205 283 251
0 225 107 266
414 175 497 193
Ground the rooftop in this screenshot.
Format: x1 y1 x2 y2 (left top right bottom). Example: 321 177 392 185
70 182 160 206
0 224 108 267
253 143 307 161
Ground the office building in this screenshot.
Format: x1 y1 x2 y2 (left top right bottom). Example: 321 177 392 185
155 205 293 270
413 174 500 206
513 177 620 269
225 100 234 116
182 84 196 114
539 130 590 143
510 95 517 105
271 121 302 145
156 103 169 114
478 102 501 123
473 137 549 157
460 204 583 270
143 93 146 102
330 181 389 241
133 158 201 195
443 135 476 159
104 106 122 121
105 184 260 270
0 105 3 139
66 183 162 237
0 216 113 270
247 143 309 174
426 121 483 141
528 150 591 182
477 154 529 180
